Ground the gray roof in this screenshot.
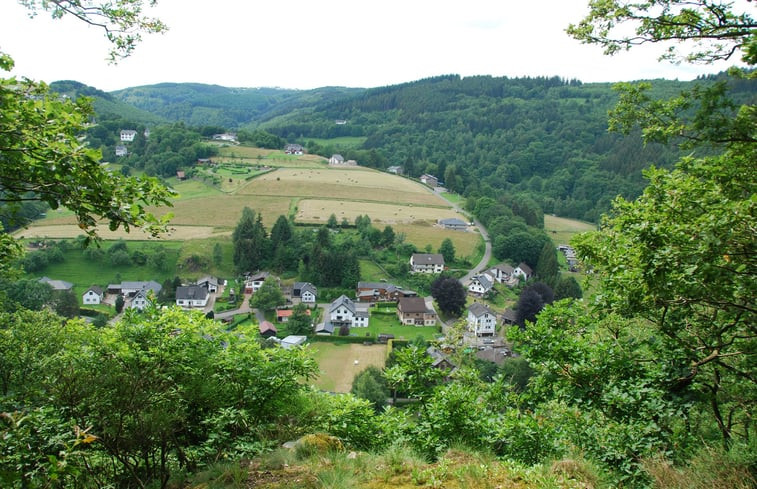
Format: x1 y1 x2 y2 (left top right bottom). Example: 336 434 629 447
85 285 103 295
329 294 356 314
472 274 493 290
516 262 533 275
315 322 335 334
491 263 515 274
439 218 467 226
469 302 495 318
39 276 74 291
294 282 317 296
176 285 208 301
119 281 162 293
412 253 445 266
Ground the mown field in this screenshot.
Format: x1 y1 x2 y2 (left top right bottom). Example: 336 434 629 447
544 214 597 246
296 199 460 224
309 343 388 392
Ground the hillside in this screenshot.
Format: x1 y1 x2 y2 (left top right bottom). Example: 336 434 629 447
111 83 364 128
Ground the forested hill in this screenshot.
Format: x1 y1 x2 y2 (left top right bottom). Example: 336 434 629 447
259 73 749 222
111 83 364 128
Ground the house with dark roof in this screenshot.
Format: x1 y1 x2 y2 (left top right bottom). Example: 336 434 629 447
244 272 270 294
501 308 518 326
438 218 468 231
468 274 494 296
420 174 438 188
356 282 417 303
467 303 497 336
129 289 152 310
328 295 369 328
488 263 515 284
513 262 533 281
196 276 220 293
82 285 104 305
426 346 457 374
284 144 304 155
292 282 317 303
176 285 209 308
397 297 437 326
410 253 445 273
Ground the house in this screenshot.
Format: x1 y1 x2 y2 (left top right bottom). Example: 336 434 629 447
420 174 438 188
328 295 369 328
196 276 220 293
143 128 150 139
467 303 497 336
513 262 533 281
175 285 209 308
82 286 104 305
387 165 403 175
244 272 270 294
277 308 312 323
39 276 74 292
115 145 128 157
259 321 278 338
281 335 307 349
176 170 186 180
345 159 358 166
356 282 417 302
284 144 304 155
438 218 468 231
426 346 457 373
468 274 494 296
410 253 445 273
120 129 137 142
212 133 237 142
488 263 515 284
129 289 152 310
397 297 437 326
329 154 344 165
335 119 347 125
292 282 317 303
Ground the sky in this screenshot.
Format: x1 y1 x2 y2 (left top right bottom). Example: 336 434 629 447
0 0 747 92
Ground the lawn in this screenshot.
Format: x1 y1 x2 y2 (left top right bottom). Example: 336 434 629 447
30 241 183 301
359 259 391 282
309 342 388 392
366 310 439 341
393 223 482 259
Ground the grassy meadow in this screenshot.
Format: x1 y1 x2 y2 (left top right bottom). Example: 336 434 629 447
544 214 597 246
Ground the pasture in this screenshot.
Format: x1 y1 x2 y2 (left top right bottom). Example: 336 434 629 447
544 214 597 246
304 136 367 148
309 342 387 392
393 223 482 258
296 199 462 225
239 168 445 206
217 146 326 168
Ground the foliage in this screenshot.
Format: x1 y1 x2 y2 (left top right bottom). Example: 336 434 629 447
534 242 559 287
250 276 285 312
554 275 583 300
51 290 79 318
0 71 174 247
0 308 318 488
438 238 456 263
232 207 269 273
351 366 390 411
287 302 313 336
430 275 467 316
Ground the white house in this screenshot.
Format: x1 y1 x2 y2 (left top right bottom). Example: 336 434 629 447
329 154 344 165
120 130 137 142
293 282 317 303
468 274 494 296
115 145 128 157
244 272 270 294
196 276 219 293
467 303 497 337
513 262 533 281
420 174 438 188
176 285 209 308
488 263 515 284
212 133 237 142
328 295 369 328
284 144 304 155
129 289 151 310
410 253 445 273
82 286 104 305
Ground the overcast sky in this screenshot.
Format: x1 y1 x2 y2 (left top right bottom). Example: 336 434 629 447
0 0 747 92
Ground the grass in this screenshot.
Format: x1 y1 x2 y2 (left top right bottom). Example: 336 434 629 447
393 223 482 259
367 311 439 341
544 214 597 247
309 342 388 392
32 241 182 297
359 259 390 282
304 136 367 148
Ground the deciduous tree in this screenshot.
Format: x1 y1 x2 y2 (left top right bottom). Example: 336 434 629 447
430 275 466 316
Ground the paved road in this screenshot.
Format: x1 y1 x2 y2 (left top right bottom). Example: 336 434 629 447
214 292 253 321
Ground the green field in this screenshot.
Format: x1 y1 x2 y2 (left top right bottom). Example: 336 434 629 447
304 136 367 148
544 214 597 246
366 311 439 341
